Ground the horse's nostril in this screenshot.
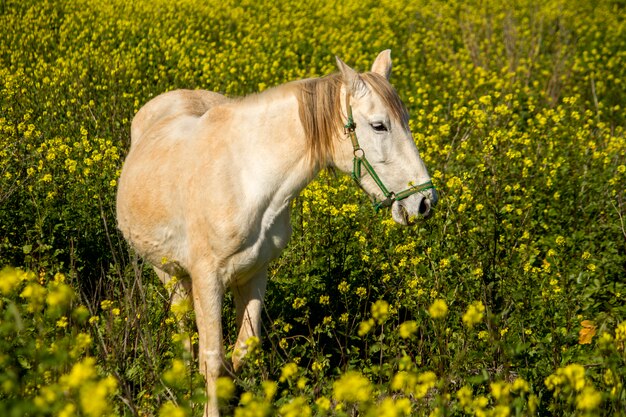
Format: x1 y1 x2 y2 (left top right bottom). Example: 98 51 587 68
418 198 430 216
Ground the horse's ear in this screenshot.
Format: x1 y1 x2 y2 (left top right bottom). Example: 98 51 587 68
336 56 369 98
371 49 392 80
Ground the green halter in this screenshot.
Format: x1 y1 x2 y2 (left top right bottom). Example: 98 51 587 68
344 100 435 212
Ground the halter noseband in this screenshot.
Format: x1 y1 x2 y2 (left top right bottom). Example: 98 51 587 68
344 94 435 212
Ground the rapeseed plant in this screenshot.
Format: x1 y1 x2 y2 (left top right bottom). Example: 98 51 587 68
1 0 625 415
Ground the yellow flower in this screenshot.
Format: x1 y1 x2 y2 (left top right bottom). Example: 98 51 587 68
428 299 448 319
315 396 331 411
358 319 374 336
614 321 626 351
562 364 586 391
490 381 510 401
263 380 278 400
80 375 118 417
216 377 235 402
512 377 530 393
297 377 307 390
159 402 188 417
414 371 437 399
280 362 299 382
456 385 473 407
61 357 97 390
171 298 192 320
462 301 485 328
163 359 187 387
576 386 602 411
371 300 390 323
20 282 47 312
338 281 350 294
46 281 75 309
292 297 306 309
71 332 93 358
391 371 418 394
58 404 77 417
545 363 587 393
438 258 450 269
333 371 372 403
398 320 418 338
0 267 23 295
491 405 511 417
279 397 311 417
374 397 412 417
616 321 626 342
56 316 68 328
479 94 492 106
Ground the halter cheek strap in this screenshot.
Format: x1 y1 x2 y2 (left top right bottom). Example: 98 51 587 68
344 94 435 212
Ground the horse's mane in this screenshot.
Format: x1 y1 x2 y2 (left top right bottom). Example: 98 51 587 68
296 73 343 169
296 72 409 168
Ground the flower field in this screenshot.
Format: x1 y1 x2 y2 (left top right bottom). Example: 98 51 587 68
1 0 625 415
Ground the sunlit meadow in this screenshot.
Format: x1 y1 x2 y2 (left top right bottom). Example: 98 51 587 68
1 0 625 415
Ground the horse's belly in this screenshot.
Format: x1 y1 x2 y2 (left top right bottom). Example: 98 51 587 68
116 155 190 274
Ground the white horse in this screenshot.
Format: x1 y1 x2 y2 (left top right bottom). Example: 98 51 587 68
116 50 437 416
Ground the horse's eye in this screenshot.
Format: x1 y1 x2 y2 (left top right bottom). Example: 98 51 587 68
371 122 388 132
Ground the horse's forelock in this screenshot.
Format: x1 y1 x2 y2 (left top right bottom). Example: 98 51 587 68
361 72 410 130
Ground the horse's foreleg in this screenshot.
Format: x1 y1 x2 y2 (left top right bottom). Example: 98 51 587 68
190 264 225 417
231 268 268 371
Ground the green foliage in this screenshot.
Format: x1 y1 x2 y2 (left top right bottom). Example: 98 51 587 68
1 0 625 415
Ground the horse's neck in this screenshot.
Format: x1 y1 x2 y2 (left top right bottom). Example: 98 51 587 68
226 89 320 212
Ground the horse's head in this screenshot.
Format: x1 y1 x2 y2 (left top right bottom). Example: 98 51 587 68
335 50 438 225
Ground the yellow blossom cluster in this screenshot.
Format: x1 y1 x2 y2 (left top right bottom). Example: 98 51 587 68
545 364 603 412
0 266 118 415
462 301 486 328
333 371 372 403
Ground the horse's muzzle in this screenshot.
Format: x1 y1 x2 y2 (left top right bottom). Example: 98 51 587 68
391 188 438 225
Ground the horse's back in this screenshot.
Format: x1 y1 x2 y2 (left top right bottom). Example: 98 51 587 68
130 89 228 146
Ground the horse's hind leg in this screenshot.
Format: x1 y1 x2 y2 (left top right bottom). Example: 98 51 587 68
188 261 225 417
231 267 268 371
154 267 194 354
